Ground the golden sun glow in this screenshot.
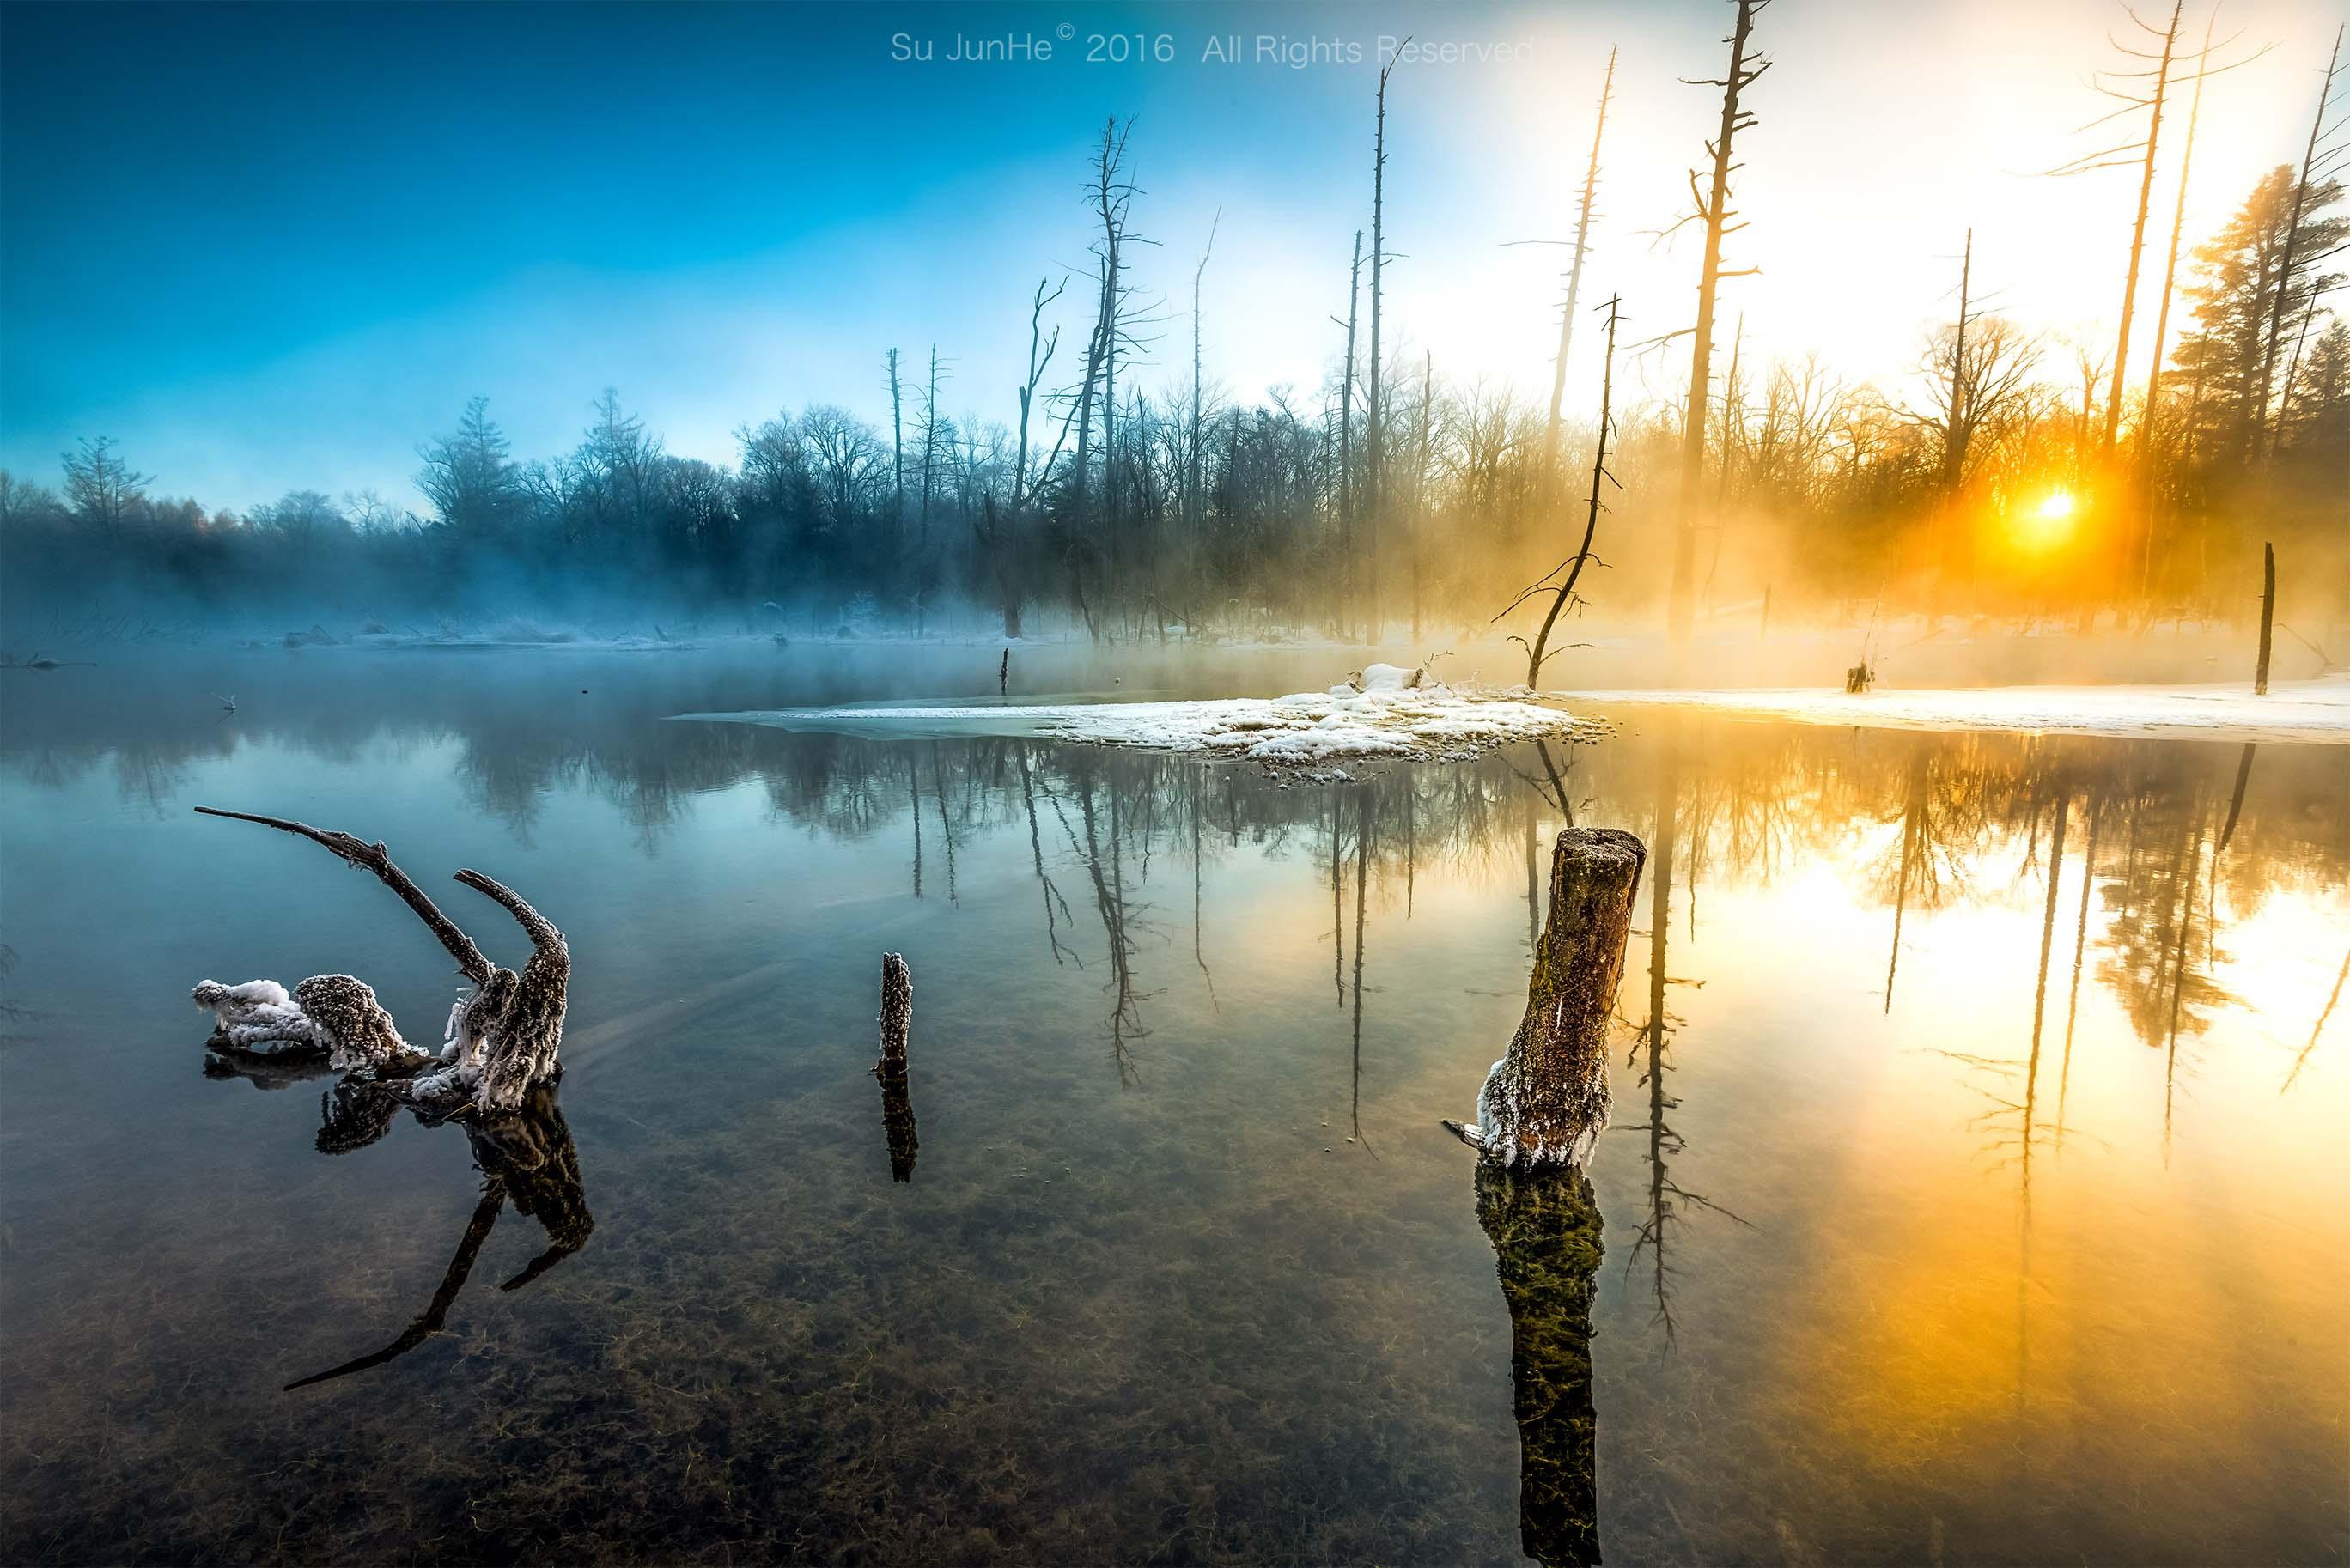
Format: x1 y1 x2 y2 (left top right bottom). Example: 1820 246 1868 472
2012 488 2079 552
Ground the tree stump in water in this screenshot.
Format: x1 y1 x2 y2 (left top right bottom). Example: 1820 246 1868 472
874 952 918 1182
1477 1160 1604 1568
1447 827 1645 1169
193 806 569 1116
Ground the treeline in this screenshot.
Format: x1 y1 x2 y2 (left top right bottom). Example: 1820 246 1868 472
1 154 2342 642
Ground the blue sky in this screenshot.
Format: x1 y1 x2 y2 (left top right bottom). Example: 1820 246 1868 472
3 0 2338 510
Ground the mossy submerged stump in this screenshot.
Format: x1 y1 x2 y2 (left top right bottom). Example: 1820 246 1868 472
1477 1159 1604 1568
1446 826 1646 1170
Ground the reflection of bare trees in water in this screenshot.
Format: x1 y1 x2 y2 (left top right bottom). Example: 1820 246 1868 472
1622 725 1748 1345
1349 788 1376 1155
1931 782 2093 1196
1016 744 1081 969
1878 744 1972 1012
1332 793 1349 1008
931 743 959 906
1052 760 1158 1086
289 1085 593 1390
2285 945 2347 1091
25 684 2341 1095
2091 769 2237 1153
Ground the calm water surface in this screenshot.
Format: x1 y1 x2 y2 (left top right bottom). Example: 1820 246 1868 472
3 647 2344 1565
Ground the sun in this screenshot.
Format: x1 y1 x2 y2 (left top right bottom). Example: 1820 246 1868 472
2012 488 2079 551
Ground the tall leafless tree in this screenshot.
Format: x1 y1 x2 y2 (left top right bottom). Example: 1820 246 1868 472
1503 295 1622 689
2254 26 2345 442
1665 0 1769 646
2138 10 2218 596
1548 46 1617 455
1188 209 1220 623
1337 228 1363 627
1367 50 1401 637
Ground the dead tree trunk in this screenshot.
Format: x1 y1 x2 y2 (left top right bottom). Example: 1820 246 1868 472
1189 210 1219 626
2101 1 2184 454
1337 228 1362 632
1447 826 1646 1169
887 348 906 540
1514 295 1621 690
1547 45 1617 456
2255 27 2342 443
194 806 569 1115
1942 230 1974 495
875 952 917 1182
1367 57 1396 637
1665 0 1769 647
2256 541 2275 695
2138 11 2214 600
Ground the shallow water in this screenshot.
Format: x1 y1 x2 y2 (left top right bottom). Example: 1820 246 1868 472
3 647 2344 1566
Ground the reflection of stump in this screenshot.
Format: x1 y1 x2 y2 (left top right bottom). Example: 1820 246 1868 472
317 1079 406 1155
875 953 918 1182
287 1084 594 1389
1451 828 1645 1169
467 1085 594 1289
1477 1161 1604 1568
204 1045 335 1094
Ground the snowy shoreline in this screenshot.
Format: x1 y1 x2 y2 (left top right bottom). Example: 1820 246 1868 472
679 665 1605 765
1555 678 2350 744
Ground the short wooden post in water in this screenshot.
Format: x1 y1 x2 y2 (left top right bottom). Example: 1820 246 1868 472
874 952 918 1182
2256 541 2274 696
1000 648 1009 696
1446 826 1646 1169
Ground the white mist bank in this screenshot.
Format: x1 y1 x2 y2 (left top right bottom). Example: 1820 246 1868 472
1556 677 2350 744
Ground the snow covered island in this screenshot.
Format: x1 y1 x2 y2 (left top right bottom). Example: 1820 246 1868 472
677 663 1605 766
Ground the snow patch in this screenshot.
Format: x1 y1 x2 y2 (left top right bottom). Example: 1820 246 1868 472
1562 677 2350 744
679 678 1604 764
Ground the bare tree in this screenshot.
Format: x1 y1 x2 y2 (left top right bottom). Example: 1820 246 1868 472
1665 0 1770 646
59 435 151 543
1547 46 1617 455
2254 26 2345 442
1917 313 2043 489
2137 10 2218 595
886 347 905 532
1367 50 1402 636
2049 2 2262 452
1503 295 1622 689
1188 209 1220 623
1943 229 1978 495
1336 228 1364 628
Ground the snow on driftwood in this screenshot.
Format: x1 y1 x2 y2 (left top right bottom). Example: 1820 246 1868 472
679 663 1604 765
1563 676 2350 744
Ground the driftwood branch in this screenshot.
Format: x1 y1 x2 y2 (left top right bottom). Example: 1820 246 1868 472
193 807 493 983
1447 827 1646 1168
195 806 570 1115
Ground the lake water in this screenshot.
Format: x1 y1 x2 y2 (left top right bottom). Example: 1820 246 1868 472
3 646 2344 1565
